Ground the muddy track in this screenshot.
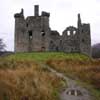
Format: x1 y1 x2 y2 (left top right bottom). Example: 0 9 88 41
41 63 93 100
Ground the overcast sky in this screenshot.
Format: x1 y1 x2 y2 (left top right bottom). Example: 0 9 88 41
0 0 100 51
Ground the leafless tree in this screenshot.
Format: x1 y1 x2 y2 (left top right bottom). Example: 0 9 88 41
0 38 6 51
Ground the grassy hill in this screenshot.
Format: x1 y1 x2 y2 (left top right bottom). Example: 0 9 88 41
6 52 90 62
0 52 75 100
0 52 100 100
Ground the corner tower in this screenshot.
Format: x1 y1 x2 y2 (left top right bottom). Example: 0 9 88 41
77 14 91 56
14 5 52 52
14 9 28 52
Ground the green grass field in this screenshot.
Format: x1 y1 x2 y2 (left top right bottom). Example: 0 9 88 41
6 52 90 62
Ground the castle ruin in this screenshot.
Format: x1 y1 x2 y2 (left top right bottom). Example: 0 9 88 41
14 5 91 56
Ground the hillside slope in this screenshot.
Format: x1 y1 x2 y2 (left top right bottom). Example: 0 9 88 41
0 52 100 100
0 59 65 100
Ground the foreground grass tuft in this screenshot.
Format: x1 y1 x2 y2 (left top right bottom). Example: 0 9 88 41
46 59 100 100
0 52 99 99
0 60 66 100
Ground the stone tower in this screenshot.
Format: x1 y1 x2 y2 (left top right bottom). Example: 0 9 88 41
77 14 91 56
14 5 91 56
14 9 28 52
14 5 51 52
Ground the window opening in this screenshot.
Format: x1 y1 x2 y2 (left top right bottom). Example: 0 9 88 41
73 31 76 35
41 30 45 36
29 31 32 39
67 31 70 36
26 23 28 27
82 39 85 42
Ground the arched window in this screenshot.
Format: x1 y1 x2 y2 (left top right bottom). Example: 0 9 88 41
67 31 70 36
73 31 76 35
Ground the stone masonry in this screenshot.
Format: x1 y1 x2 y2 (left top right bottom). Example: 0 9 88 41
14 5 91 56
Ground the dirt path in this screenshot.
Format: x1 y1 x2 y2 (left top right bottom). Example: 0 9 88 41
41 63 93 100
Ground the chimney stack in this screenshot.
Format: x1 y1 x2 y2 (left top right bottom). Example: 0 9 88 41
34 5 39 16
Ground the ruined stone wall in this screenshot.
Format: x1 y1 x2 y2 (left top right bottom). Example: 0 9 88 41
62 26 80 53
77 14 91 56
14 5 91 57
26 15 51 52
49 31 60 51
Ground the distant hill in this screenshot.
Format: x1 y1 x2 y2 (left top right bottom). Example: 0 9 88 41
92 43 100 58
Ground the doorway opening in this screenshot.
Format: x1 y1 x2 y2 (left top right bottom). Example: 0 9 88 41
41 46 45 51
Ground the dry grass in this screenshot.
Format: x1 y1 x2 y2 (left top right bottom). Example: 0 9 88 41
46 59 100 89
0 60 65 100
1 52 99 99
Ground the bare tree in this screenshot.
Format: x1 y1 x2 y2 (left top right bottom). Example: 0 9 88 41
0 38 6 51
